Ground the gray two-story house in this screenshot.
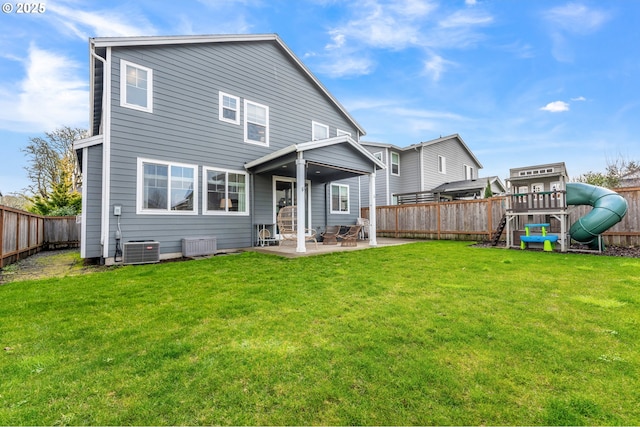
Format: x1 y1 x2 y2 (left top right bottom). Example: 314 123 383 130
360 134 501 205
75 34 385 264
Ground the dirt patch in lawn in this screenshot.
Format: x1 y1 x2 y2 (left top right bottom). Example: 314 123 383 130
0 249 109 284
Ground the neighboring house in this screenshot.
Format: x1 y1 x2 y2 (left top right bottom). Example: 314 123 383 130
75 34 385 263
360 134 487 205
620 170 640 188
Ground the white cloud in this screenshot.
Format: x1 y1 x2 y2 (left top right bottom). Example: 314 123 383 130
316 55 376 78
423 54 455 81
540 101 570 113
48 3 157 39
571 96 586 101
543 3 610 62
0 45 87 132
439 9 493 28
318 0 494 79
544 3 610 35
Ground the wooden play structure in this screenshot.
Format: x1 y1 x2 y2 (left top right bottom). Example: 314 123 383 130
504 162 569 252
503 162 628 252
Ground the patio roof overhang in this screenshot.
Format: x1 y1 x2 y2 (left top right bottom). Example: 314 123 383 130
244 135 386 182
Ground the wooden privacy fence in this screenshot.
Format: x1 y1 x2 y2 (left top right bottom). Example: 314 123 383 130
0 205 80 268
362 186 640 247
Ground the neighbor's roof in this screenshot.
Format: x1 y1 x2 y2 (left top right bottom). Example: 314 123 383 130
361 134 483 168
431 176 505 193
89 33 366 136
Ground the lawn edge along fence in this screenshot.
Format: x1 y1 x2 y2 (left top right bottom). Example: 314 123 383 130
0 205 79 268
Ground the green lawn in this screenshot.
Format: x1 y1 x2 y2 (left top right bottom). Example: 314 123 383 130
1 241 639 425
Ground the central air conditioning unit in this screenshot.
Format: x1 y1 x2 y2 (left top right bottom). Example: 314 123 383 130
123 241 160 265
182 236 217 257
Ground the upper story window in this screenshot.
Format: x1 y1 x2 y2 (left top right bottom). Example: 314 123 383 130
219 92 240 124
121 60 153 113
464 164 474 180
391 152 400 176
203 167 249 215
331 183 350 214
137 158 197 214
438 155 446 174
312 121 329 141
245 100 269 146
373 151 383 161
337 129 351 137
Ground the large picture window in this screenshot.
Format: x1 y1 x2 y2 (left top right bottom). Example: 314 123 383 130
121 60 153 112
203 167 249 215
244 100 269 145
137 158 197 214
331 183 350 214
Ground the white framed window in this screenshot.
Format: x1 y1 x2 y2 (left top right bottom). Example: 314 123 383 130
203 167 249 215
464 164 474 180
137 158 197 214
391 152 400 176
120 60 153 113
219 91 240 124
337 129 351 137
312 121 329 141
438 155 446 174
331 183 350 214
245 100 269 145
373 151 383 161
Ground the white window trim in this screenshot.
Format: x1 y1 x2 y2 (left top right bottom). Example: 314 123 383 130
312 121 330 141
336 128 351 137
202 166 250 216
373 151 383 161
330 183 350 214
244 99 269 146
219 91 240 125
438 155 447 174
136 158 198 215
391 152 400 176
120 59 153 113
464 164 474 180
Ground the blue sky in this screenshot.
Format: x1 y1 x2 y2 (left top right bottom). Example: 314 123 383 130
1 0 639 195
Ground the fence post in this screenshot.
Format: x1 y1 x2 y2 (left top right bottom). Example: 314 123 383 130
487 198 493 239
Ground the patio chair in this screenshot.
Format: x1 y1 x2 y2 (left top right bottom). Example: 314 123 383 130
337 225 362 247
356 217 370 239
321 225 340 245
276 205 318 249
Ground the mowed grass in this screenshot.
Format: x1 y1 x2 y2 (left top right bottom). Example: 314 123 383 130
1 241 639 425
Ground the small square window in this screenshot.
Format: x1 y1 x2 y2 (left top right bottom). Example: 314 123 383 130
312 121 329 141
219 92 240 125
331 183 350 213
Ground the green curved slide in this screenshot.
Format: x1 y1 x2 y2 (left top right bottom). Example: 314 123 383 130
566 182 628 249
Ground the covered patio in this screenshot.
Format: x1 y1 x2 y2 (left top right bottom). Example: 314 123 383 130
245 135 386 253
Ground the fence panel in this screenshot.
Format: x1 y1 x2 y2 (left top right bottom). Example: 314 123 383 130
0 206 79 268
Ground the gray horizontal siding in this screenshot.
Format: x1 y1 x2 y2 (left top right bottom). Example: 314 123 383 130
100 40 363 256
84 145 103 258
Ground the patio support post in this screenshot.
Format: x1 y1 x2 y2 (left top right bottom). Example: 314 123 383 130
369 170 378 247
296 154 307 253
